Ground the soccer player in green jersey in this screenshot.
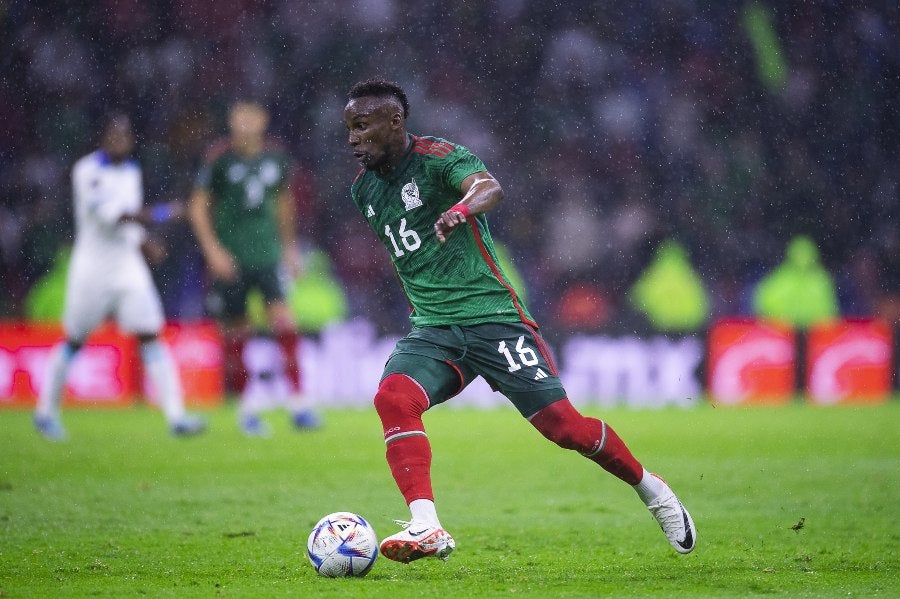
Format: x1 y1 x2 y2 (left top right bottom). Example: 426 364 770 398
344 79 696 563
189 101 320 436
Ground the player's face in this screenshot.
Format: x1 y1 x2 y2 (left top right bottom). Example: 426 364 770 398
229 103 269 148
103 120 134 162
343 97 402 171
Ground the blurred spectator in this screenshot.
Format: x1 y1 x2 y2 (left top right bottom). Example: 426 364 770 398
0 1 896 337
286 249 348 334
24 247 69 322
629 240 711 334
752 235 839 329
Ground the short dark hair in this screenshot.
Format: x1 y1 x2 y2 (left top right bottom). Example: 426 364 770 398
348 79 410 118
103 111 132 133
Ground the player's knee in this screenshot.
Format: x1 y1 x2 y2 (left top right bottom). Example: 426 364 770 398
373 374 428 420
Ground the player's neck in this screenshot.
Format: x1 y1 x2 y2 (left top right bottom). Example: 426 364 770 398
102 149 129 164
232 138 263 158
375 134 412 176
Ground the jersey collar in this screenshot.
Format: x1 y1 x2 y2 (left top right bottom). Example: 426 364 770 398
96 149 137 168
374 133 416 182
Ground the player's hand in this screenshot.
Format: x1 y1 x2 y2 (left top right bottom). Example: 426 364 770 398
208 246 238 282
163 200 187 221
141 237 168 265
434 208 467 244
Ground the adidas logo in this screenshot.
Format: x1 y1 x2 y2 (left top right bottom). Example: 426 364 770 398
534 368 547 380
366 205 375 218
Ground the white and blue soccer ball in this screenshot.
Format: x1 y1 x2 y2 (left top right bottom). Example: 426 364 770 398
307 512 379 577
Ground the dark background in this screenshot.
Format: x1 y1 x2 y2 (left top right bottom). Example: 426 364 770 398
1 1 897 336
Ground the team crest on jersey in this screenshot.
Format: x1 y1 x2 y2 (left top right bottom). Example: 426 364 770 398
401 178 422 210
366 204 375 218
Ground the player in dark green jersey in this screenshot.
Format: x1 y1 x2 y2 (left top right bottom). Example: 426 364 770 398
189 101 320 436
344 79 696 563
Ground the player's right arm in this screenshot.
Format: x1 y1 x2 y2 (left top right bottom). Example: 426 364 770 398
433 171 503 244
188 187 238 282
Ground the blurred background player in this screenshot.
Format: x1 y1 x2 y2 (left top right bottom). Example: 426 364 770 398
34 114 206 440
189 100 321 436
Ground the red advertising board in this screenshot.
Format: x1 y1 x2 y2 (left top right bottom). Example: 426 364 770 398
159 321 224 406
0 321 137 408
707 318 797 405
0 321 223 408
806 319 893 404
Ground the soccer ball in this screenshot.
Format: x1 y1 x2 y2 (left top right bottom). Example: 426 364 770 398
307 512 379 577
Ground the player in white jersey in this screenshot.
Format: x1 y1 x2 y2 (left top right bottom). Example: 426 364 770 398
34 114 206 440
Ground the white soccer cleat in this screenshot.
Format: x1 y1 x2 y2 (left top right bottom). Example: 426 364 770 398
380 520 455 563
646 475 696 554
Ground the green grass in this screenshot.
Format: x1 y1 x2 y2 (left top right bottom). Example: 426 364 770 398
1 401 898 598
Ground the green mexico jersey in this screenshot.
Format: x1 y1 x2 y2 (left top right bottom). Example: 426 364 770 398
196 145 289 268
351 135 535 328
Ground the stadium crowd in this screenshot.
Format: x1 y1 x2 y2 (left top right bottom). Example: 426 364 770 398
1 1 897 336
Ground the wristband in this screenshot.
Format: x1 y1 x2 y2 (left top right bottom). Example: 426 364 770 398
150 203 175 223
449 202 470 218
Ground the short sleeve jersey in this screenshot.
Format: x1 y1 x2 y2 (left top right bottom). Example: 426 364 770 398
196 145 289 269
350 135 535 328
71 150 145 261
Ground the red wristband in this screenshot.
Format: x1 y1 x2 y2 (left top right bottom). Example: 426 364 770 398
450 202 470 218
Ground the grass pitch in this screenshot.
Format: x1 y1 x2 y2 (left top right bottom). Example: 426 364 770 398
1 400 898 598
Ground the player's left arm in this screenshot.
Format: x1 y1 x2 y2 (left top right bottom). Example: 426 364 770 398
434 171 503 244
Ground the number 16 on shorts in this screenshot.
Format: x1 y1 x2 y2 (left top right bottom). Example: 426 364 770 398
498 336 539 372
